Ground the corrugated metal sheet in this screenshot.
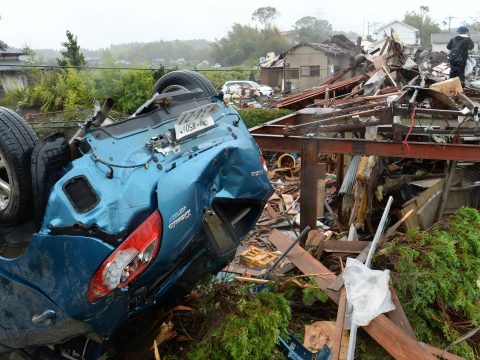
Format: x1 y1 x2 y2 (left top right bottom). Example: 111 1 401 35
339 155 361 195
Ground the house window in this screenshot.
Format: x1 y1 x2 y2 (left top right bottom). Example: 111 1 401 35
285 69 299 79
300 66 320 77
300 66 310 77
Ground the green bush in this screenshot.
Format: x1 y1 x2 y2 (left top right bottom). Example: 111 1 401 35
187 291 291 360
379 207 480 359
237 108 294 129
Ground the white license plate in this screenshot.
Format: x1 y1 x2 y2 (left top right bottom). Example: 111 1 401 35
175 103 220 141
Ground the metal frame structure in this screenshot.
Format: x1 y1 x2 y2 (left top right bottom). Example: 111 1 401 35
250 107 480 230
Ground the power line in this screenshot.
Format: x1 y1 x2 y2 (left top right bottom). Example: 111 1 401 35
0 63 258 72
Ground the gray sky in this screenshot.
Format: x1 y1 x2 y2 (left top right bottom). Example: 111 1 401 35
0 0 478 49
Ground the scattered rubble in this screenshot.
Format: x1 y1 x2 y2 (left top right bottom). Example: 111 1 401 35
104 31 480 360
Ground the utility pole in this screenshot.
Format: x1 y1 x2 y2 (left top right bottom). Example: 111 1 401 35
446 15 455 32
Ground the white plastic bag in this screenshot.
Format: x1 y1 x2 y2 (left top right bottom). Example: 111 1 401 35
343 258 395 326
465 57 476 76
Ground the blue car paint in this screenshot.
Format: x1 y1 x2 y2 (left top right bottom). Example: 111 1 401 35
0 98 273 350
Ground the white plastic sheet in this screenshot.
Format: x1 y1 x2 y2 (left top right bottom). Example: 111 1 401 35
465 57 477 76
343 258 395 326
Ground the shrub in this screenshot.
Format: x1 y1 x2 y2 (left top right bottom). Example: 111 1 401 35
237 108 293 129
379 207 480 359
186 290 291 360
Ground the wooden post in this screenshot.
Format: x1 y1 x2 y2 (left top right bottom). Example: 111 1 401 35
331 288 347 360
436 160 457 222
316 163 326 218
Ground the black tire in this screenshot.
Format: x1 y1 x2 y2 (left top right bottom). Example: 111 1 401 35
0 107 39 226
152 70 216 97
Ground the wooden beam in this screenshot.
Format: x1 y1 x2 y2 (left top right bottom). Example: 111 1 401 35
328 209 414 292
331 288 347 360
268 230 436 360
323 240 370 254
387 286 417 340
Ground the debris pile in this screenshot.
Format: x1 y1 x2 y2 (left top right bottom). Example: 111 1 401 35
121 32 480 360
241 30 480 359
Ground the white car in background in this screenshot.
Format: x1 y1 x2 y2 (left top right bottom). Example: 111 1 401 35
221 80 274 97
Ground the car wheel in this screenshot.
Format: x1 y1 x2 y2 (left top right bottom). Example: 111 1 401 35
0 107 39 225
152 70 216 97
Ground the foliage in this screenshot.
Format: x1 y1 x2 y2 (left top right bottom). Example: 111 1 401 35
237 108 293 129
403 6 441 47
461 20 480 33
107 39 211 64
293 16 333 44
251 7 279 29
57 30 86 68
21 69 93 112
379 207 480 359
186 290 291 360
211 24 289 66
301 279 329 305
14 64 157 115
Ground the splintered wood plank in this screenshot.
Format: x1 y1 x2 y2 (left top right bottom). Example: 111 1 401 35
323 240 370 253
331 288 347 360
387 287 417 340
268 230 436 360
328 209 415 292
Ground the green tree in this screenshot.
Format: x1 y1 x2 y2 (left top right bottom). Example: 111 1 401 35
212 24 288 66
462 19 480 33
57 30 86 68
293 16 333 43
251 6 279 29
403 6 441 47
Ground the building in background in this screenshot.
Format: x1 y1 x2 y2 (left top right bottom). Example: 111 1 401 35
431 32 480 52
260 35 359 93
374 21 419 46
369 21 420 55
0 42 28 94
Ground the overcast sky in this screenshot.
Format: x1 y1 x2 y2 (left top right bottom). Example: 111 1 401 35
1 0 478 50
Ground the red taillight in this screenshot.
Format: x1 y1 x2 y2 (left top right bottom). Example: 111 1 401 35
87 211 162 303
260 156 268 172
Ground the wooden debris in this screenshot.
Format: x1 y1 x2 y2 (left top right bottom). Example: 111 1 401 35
304 321 348 359
429 77 463 97
239 246 278 268
331 288 347 360
153 340 161 360
171 305 194 312
268 229 436 360
234 276 270 284
152 321 176 348
387 286 416 340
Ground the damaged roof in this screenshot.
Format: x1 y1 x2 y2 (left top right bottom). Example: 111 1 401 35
261 35 359 68
289 42 357 57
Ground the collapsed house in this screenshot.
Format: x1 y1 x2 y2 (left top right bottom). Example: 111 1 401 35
227 30 480 359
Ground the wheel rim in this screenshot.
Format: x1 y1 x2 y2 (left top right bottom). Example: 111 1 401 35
0 150 12 211
161 84 189 93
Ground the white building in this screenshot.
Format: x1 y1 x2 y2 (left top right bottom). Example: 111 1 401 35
431 32 480 52
375 20 419 46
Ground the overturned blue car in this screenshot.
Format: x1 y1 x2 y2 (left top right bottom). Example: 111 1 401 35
0 71 272 358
